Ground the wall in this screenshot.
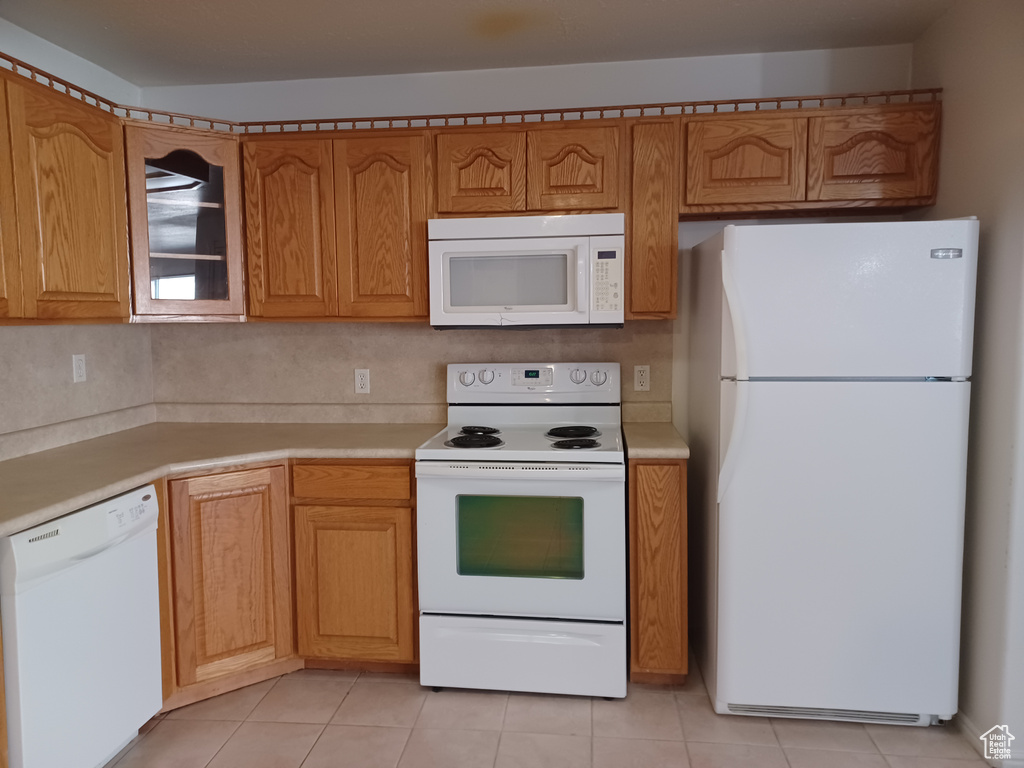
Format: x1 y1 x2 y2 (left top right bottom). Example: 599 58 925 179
0 325 154 461
0 18 140 104
148 322 673 424
912 2 1024 763
141 46 913 123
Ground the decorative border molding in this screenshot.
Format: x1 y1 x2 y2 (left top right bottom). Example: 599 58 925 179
1 49 941 136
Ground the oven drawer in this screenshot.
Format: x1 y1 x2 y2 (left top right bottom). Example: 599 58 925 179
293 463 411 501
420 614 626 698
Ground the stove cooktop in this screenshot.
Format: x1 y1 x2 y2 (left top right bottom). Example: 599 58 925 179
416 363 625 463
417 421 624 463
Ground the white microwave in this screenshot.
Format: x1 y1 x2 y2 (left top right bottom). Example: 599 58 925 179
427 213 625 328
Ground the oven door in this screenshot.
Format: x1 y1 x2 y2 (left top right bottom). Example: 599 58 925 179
415 461 625 622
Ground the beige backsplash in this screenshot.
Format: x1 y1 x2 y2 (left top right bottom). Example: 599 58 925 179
1 320 674 460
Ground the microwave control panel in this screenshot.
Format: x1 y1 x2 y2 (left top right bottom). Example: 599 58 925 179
591 236 623 320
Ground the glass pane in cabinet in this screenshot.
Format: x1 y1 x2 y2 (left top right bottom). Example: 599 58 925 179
457 495 584 579
144 149 228 301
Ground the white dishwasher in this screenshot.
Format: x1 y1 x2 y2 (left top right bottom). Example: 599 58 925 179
0 484 162 768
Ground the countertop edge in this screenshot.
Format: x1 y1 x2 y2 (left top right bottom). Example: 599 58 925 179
1 420 689 537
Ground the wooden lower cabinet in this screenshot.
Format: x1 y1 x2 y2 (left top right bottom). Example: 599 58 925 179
629 459 688 682
292 461 417 664
167 465 296 699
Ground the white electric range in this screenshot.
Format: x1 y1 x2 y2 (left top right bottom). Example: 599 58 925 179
415 362 626 698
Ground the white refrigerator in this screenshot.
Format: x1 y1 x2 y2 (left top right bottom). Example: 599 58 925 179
687 218 978 726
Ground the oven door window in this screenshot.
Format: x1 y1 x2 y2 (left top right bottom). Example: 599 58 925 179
456 495 584 579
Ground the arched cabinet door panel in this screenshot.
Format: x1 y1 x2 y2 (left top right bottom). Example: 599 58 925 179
436 124 620 213
808 105 939 202
243 138 338 318
6 76 130 320
684 116 807 206
527 126 620 210
436 131 526 213
334 134 429 319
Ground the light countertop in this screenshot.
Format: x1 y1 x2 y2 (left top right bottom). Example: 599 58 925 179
0 421 688 536
623 422 691 460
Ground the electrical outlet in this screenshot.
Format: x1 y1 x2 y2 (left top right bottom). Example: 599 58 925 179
634 365 650 392
355 368 370 394
72 354 87 383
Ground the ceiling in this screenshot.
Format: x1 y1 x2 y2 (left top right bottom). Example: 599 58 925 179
0 0 953 88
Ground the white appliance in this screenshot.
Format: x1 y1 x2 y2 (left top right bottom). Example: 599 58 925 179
688 218 978 726
0 485 163 768
415 363 626 697
427 214 625 328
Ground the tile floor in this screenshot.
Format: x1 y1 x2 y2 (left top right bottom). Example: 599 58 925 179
105 661 989 768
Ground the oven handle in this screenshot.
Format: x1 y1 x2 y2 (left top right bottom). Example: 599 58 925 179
415 462 625 481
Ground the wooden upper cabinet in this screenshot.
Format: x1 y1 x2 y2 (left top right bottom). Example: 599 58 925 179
684 116 807 206
334 134 429 319
169 466 293 688
808 104 939 202
435 125 620 213
629 121 678 319
5 76 130 320
243 138 338 317
436 131 526 212
0 78 20 319
125 124 245 318
527 126 620 210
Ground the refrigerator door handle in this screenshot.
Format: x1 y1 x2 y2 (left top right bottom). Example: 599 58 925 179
722 252 748 380
718 381 748 503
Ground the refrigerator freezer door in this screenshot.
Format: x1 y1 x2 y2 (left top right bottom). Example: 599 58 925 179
722 219 978 379
716 380 968 719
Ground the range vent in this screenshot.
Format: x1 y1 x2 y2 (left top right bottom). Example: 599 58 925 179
727 703 925 725
27 528 61 544
449 464 597 471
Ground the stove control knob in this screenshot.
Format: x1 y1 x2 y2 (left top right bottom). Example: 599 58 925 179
569 368 587 385
590 369 608 386
458 371 476 387
478 369 495 385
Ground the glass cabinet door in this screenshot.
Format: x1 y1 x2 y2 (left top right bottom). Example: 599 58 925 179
125 125 244 317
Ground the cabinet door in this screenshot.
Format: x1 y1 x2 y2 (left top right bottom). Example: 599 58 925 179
684 116 807 206
6 78 130 319
527 126 620 210
334 134 429 319
243 138 338 317
0 78 21 318
436 131 526 213
629 121 678 319
629 460 688 680
169 466 293 687
126 125 245 317
295 505 416 662
807 105 939 202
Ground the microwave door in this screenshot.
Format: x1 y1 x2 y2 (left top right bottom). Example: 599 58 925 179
429 237 590 326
